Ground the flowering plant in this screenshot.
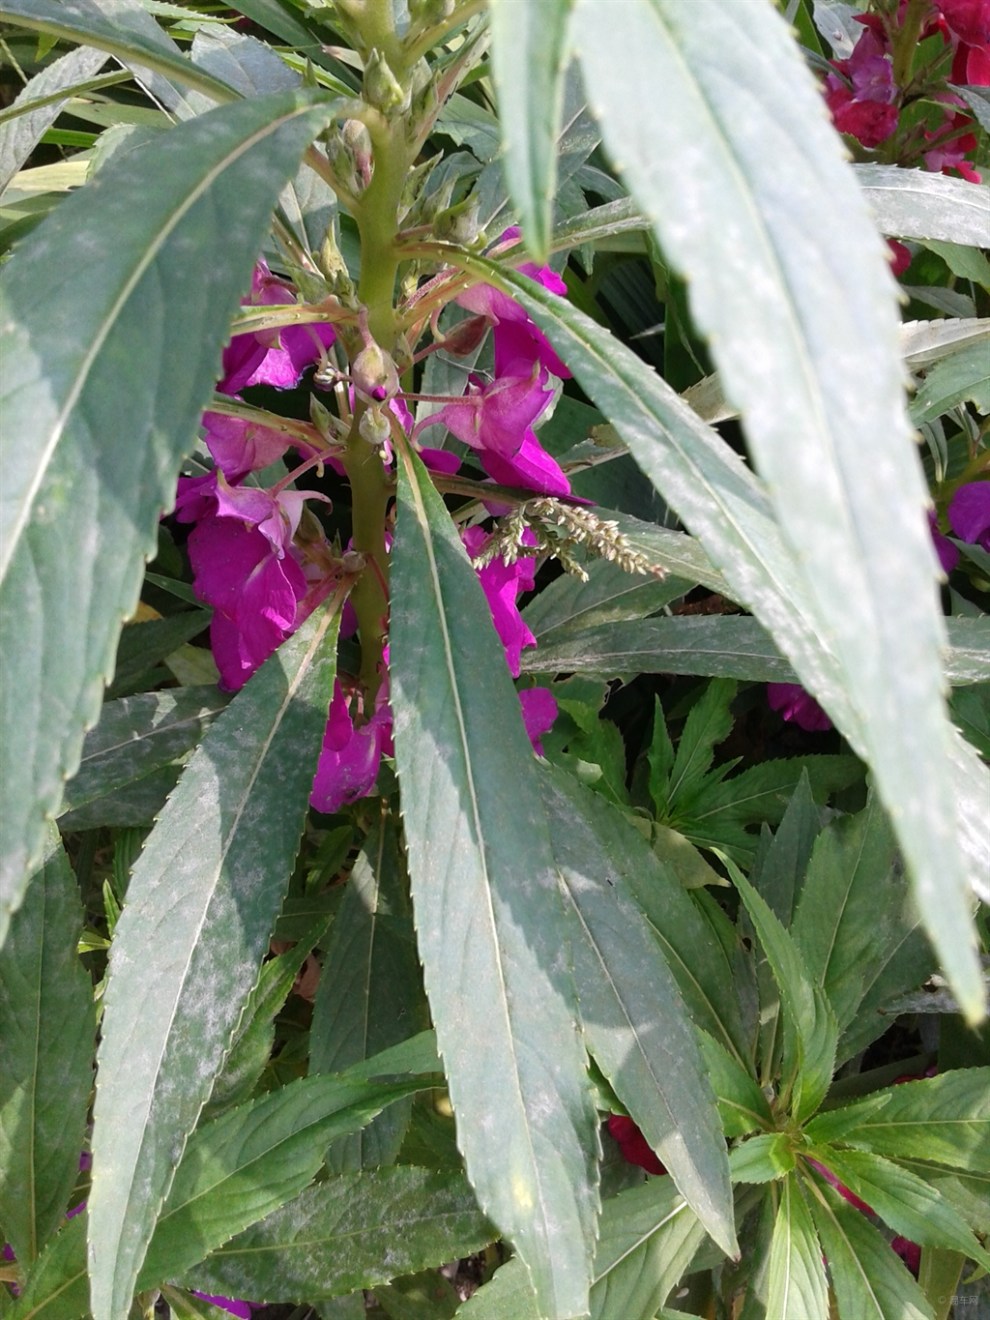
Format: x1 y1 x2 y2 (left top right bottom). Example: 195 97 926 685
0 1 987 1317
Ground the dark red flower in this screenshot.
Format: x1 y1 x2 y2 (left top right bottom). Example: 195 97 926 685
607 1115 667 1176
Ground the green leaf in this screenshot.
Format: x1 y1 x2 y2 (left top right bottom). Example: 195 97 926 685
570 0 982 1018
922 240 990 291
729 1134 795 1184
0 88 339 945
0 826 92 1265
488 0 573 261
179 1168 493 1300
542 768 736 1257
312 815 428 1172
910 340 990 427
893 1159 990 1236
589 1179 708 1320
58 687 228 820
454 1258 540 1320
107 611 211 698
522 559 687 646
806 1179 934 1320
0 0 235 105
805 1069 990 1169
390 443 599 1319
448 249 990 1026
374 1269 461 1320
667 678 736 808
139 1072 428 1287
792 798 903 1034
7 1214 87 1320
807 1147 990 1270
0 45 109 192
764 1179 828 1320
696 1031 773 1139
524 614 989 686
731 868 838 1123
854 165 990 246
89 596 344 1320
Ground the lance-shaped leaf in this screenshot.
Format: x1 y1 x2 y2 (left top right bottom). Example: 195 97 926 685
764 1179 828 1320
569 0 980 1019
311 815 427 1172
489 0 574 260
805 1069 990 1168
138 1073 428 1286
436 247 989 1022
88 596 343 1320
390 442 599 1319
806 1180 934 1320
854 164 990 246
808 1147 990 1270
0 0 235 105
0 826 92 1266
7 1213 88 1320
524 615 990 687
178 1169 493 1300
541 766 736 1257
732 868 838 1124
0 44 110 193
0 88 339 943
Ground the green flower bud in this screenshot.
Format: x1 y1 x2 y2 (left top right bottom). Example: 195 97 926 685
364 48 410 115
352 340 399 402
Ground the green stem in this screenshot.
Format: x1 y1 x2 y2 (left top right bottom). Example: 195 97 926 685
341 410 391 699
891 0 930 93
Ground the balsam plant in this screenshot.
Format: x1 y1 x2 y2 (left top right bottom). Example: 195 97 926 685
0 1 988 1317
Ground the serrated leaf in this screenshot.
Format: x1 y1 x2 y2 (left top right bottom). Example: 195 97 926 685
806 1180 934 1320
445 250 989 1023
541 767 736 1257
489 0 573 261
89 596 344 1320
178 1168 493 1301
805 1069 990 1168
854 165 990 246
522 559 687 645
764 1179 828 1320
58 687 228 819
0 45 109 193
589 1179 708 1320
568 0 981 1018
7 1213 88 1320
312 815 428 1172
695 1031 773 1139
667 679 736 808
910 340 990 427
138 1072 428 1287
390 442 599 1320
792 798 904 1034
731 868 837 1123
106 611 211 698
0 826 92 1265
524 614 989 686
893 1159 990 1236
808 1148 990 1270
0 0 234 106
0 87 339 944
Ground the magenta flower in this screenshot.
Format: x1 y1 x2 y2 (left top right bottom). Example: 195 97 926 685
192 1295 253 1319
824 28 899 147
477 429 572 498
948 481 990 550
519 687 558 756
767 682 832 732
426 366 553 460
310 678 392 814
464 526 538 677
607 1114 666 1176
201 411 295 482
177 475 328 691
929 509 960 573
219 262 335 395
937 0 990 47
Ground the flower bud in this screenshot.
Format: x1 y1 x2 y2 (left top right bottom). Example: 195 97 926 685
364 48 410 115
433 194 481 246
441 314 488 357
359 404 392 448
352 341 399 402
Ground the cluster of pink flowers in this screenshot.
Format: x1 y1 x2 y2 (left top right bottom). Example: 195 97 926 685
173 244 568 813
824 0 989 183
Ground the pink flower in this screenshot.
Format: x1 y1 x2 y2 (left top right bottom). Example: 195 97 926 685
518 687 558 756
463 526 538 678
426 366 554 462
477 429 572 498
937 0 990 47
767 683 832 732
948 481 990 549
824 28 900 147
201 411 295 482
456 248 571 381
219 262 335 395
929 508 960 573
309 679 392 814
192 1297 254 1319
887 239 912 277
607 1114 666 1176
